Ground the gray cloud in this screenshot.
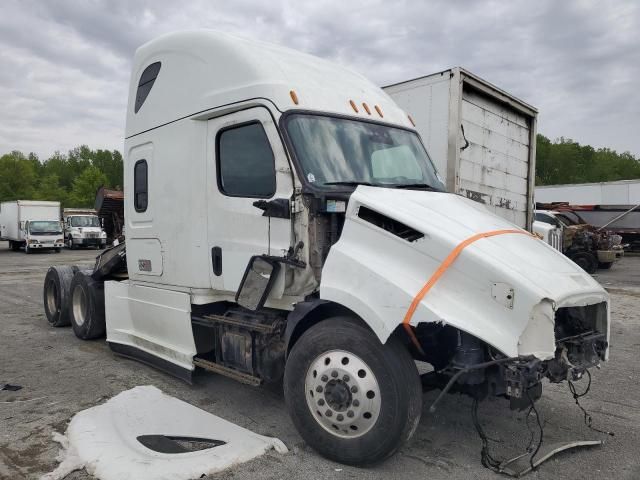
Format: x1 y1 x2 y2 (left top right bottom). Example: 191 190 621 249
0 0 638 158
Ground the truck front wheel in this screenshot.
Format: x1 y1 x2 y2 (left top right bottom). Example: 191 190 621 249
284 317 422 465
570 251 598 274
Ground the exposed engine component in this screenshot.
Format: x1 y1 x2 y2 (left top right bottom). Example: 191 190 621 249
191 305 287 385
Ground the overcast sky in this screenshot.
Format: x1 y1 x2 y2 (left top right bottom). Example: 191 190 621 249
1 0 638 159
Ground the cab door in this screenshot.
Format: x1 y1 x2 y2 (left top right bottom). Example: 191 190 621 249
206 106 294 297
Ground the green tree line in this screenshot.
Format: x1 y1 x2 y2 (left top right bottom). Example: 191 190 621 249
1 135 639 206
536 135 640 185
0 146 123 208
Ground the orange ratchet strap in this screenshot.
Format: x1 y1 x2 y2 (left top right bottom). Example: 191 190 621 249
402 229 533 355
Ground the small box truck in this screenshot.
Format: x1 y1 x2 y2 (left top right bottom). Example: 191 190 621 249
0 200 64 253
44 31 609 469
62 208 107 249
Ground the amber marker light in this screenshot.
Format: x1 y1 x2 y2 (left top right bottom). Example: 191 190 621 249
374 105 384 117
349 100 359 113
408 114 416 126
290 90 299 105
362 102 371 115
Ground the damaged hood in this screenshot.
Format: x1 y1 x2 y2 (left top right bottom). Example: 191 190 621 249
320 186 609 360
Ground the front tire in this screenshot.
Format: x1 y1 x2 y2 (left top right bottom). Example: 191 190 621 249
284 317 422 466
69 271 106 340
570 251 598 274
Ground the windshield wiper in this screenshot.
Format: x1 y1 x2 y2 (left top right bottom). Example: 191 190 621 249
391 183 437 190
322 181 381 187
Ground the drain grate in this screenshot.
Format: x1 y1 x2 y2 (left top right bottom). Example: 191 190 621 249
137 435 226 454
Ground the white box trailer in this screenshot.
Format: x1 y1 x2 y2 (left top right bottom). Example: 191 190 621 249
383 68 538 229
0 200 64 252
536 180 640 205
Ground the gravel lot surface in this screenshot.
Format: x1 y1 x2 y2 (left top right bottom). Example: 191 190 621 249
1 243 638 479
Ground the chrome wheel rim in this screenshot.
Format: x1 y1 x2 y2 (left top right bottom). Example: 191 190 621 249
72 286 87 326
305 350 381 438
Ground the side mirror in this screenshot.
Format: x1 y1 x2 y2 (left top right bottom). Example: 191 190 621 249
235 256 281 311
252 198 290 219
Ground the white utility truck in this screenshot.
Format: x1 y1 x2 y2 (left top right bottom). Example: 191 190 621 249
383 68 537 230
44 31 609 469
1 200 63 253
63 208 107 249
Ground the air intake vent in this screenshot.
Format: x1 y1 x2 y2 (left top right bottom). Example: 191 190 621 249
358 206 424 242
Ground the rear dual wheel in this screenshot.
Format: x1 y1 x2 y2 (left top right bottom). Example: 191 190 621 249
43 265 77 327
284 317 422 465
69 271 106 340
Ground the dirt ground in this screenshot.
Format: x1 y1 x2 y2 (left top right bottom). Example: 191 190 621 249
1 242 639 480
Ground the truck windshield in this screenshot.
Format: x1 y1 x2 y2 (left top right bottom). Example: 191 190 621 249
555 212 585 226
29 221 62 234
285 114 445 190
71 216 100 227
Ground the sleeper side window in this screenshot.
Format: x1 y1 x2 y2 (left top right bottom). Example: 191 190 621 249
217 122 276 198
135 62 161 113
134 160 148 212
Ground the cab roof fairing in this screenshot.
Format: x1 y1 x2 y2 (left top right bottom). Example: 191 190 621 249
125 30 413 138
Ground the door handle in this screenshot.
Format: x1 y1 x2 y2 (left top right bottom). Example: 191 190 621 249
211 246 222 276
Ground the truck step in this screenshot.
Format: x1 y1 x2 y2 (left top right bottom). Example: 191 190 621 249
193 357 261 386
192 313 278 334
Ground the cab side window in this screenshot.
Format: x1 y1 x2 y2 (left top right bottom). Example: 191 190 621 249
217 122 276 198
134 160 148 212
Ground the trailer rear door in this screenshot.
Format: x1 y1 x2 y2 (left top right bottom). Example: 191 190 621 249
458 85 532 227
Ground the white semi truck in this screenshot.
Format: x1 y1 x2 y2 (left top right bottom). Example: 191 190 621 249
63 208 107 249
0 200 64 253
44 31 610 469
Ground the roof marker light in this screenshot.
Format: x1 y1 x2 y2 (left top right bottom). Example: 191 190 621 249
290 90 299 105
362 102 371 115
349 100 359 113
408 114 416 126
374 105 383 118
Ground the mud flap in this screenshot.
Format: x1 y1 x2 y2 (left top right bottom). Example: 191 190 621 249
499 440 602 477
